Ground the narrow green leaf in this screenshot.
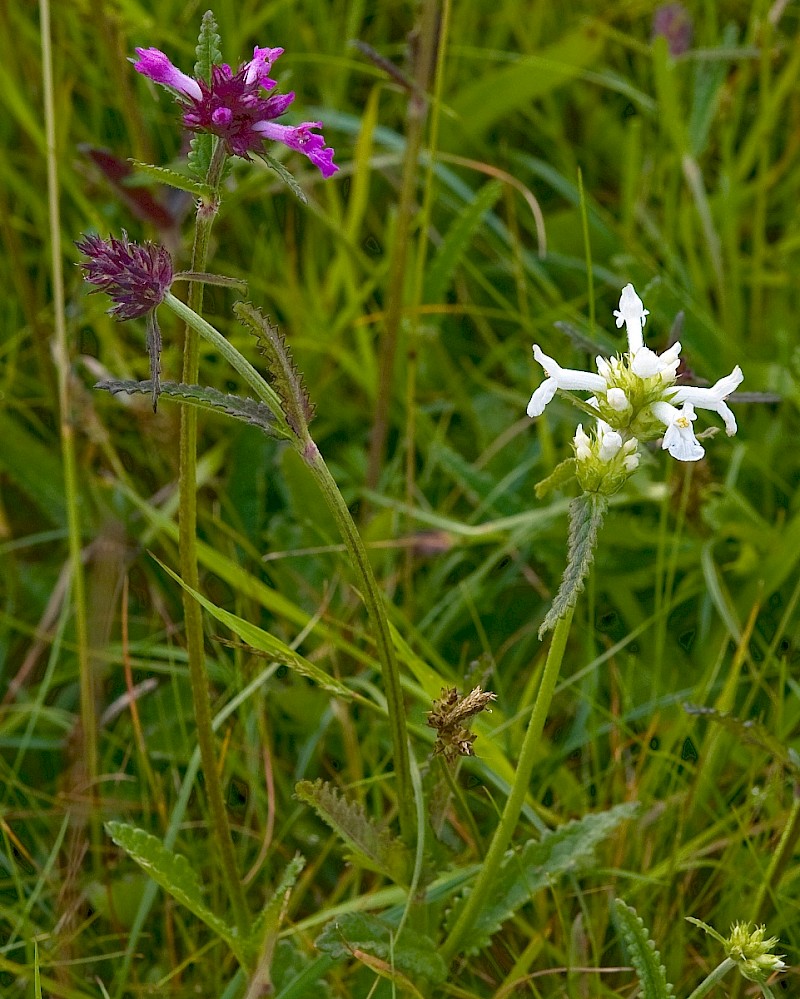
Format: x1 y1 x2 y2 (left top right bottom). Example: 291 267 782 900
234 302 314 437
534 457 577 500
540 493 607 636
128 160 213 199
423 179 503 303
683 704 800 774
446 803 638 954
194 9 222 81
105 821 245 962
0 411 67 527
315 912 447 986
451 26 604 136
96 379 282 438
295 779 410 883
259 152 308 203
153 556 356 700
249 854 306 949
612 899 674 999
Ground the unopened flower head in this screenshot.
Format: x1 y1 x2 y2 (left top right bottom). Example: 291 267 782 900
133 45 338 177
573 420 640 495
527 283 743 466
726 922 787 984
76 232 173 320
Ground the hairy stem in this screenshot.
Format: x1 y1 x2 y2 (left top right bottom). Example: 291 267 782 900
441 606 575 961
177 140 250 938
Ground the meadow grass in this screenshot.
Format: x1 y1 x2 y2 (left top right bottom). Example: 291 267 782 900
1 0 799 996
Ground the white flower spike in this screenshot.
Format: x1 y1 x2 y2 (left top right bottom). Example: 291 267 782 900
526 282 743 473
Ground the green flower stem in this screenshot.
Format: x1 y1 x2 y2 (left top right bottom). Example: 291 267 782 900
176 142 250 940
441 605 575 962
164 295 415 843
303 445 416 845
686 958 736 999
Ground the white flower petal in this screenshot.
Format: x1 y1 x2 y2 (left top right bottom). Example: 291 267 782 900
531 344 606 392
631 347 662 378
574 424 591 460
653 401 705 462
669 365 743 435
527 378 557 418
613 283 649 354
606 387 629 411
598 429 623 462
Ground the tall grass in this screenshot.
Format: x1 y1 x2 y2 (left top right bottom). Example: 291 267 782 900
1 1 798 996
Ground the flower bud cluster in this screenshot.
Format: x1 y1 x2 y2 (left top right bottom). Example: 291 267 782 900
527 284 743 481
573 421 640 495
725 922 787 984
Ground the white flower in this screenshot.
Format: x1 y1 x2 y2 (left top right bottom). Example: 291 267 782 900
573 424 592 461
606 387 630 411
669 365 743 435
527 344 605 418
613 283 649 354
597 420 623 462
652 401 705 461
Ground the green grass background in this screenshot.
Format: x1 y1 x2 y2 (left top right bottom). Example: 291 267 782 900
1 0 799 995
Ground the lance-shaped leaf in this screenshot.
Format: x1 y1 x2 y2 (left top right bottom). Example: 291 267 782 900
259 151 308 204
96 379 282 438
234 302 315 439
188 11 223 178
144 313 162 411
540 492 607 637
316 912 447 988
247 854 306 982
445 803 638 954
295 779 410 884
153 556 355 700
612 899 674 999
106 821 246 963
129 159 214 199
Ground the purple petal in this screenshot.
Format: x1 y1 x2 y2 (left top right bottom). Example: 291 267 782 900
133 47 203 101
253 120 338 178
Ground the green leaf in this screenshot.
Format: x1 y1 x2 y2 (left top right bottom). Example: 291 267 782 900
233 302 314 438
295 779 410 883
194 9 222 81
249 854 306 949
682 704 800 775
446 803 638 954
423 179 503 303
105 821 245 962
534 457 577 500
540 492 607 636
128 159 213 199
188 134 214 180
315 912 447 986
96 379 282 438
0 411 67 527
259 152 308 203
153 557 356 700
612 899 674 999
451 25 604 136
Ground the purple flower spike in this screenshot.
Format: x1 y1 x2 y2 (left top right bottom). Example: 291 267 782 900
133 48 203 101
76 232 173 320
131 39 338 176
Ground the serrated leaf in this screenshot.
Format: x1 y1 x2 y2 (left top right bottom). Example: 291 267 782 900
612 899 674 999
249 854 305 948
423 179 503 303
315 913 447 986
259 152 308 203
105 821 245 961
194 9 222 81
188 133 215 180
446 803 638 954
534 456 577 499
540 492 607 636
233 302 314 438
682 704 800 775
129 159 213 199
96 379 282 437
152 557 355 700
295 779 409 884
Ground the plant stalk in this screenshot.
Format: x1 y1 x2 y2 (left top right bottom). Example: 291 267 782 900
176 141 250 938
441 606 575 961
686 958 736 999
304 445 416 844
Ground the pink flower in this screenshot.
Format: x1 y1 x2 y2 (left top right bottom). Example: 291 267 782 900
76 232 172 320
132 45 338 177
